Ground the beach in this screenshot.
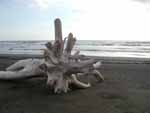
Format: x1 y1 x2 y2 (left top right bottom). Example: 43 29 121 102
0 55 150 113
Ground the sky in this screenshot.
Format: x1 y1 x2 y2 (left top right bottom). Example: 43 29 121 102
0 0 150 41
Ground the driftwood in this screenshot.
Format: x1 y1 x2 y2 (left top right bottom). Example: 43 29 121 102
0 59 45 80
0 18 104 94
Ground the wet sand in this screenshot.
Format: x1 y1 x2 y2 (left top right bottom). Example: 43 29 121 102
0 56 150 113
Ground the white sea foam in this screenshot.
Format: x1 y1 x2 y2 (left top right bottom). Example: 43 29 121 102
0 40 150 58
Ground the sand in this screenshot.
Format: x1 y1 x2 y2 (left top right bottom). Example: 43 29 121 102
0 55 150 113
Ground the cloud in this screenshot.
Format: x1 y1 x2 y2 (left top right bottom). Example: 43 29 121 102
135 0 150 3
29 0 51 9
15 0 68 9
14 0 90 12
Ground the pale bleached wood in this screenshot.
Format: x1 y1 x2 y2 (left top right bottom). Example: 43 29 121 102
43 18 104 93
55 18 62 42
65 33 76 54
70 74 91 88
0 59 45 80
92 70 104 82
54 18 63 57
0 18 104 94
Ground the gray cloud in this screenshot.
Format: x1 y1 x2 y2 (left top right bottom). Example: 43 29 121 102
134 0 150 4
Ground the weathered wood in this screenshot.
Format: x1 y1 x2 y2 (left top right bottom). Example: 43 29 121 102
55 18 62 41
0 18 104 94
65 33 76 54
92 70 104 82
44 49 59 64
42 18 104 93
0 59 45 80
70 74 91 88
54 18 63 56
61 33 76 62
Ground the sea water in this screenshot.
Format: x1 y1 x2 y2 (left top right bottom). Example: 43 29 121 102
0 40 150 58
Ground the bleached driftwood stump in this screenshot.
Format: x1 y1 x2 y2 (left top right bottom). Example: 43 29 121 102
0 18 104 94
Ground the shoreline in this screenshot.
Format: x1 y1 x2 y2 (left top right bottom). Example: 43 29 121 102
0 53 150 64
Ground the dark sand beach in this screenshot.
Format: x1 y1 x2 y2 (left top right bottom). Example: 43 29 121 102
0 55 150 113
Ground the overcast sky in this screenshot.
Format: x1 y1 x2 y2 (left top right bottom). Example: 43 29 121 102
0 0 150 41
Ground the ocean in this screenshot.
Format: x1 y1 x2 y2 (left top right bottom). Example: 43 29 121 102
0 40 150 58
